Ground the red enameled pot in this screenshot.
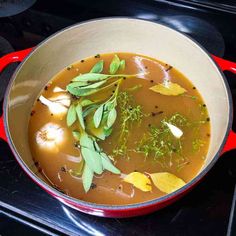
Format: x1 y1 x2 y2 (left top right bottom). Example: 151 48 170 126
0 18 235 218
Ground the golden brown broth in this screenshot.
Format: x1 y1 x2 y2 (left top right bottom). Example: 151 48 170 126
28 53 210 205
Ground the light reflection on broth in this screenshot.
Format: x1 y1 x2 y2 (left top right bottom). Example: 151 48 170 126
28 53 210 205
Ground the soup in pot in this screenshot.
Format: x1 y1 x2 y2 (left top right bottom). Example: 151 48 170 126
28 53 210 205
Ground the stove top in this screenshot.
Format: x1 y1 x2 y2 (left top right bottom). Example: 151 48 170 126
0 1 236 235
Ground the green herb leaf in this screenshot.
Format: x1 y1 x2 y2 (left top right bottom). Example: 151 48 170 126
67 81 89 89
93 104 104 128
120 59 126 70
67 104 77 126
81 80 107 89
101 153 120 174
82 163 94 192
72 73 109 82
80 134 103 174
67 86 99 97
109 54 120 75
90 60 104 73
72 130 80 140
107 108 117 128
80 99 94 107
76 104 85 130
104 127 113 137
83 104 99 118
104 97 117 111
93 140 101 152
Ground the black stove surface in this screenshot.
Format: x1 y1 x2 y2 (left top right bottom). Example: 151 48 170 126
0 1 236 235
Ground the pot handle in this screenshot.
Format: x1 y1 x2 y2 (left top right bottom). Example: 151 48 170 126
212 55 236 153
212 55 236 74
0 47 33 142
0 48 33 73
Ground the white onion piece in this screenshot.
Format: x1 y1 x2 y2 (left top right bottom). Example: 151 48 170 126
50 94 71 107
164 122 183 138
36 123 64 151
53 86 66 93
39 95 69 115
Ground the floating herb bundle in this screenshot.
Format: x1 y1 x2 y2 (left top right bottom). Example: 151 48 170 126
112 91 144 158
66 54 143 192
135 113 188 167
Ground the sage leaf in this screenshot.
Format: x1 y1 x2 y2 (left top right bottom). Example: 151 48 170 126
81 147 103 174
76 104 85 130
104 127 113 137
93 104 104 128
80 134 103 174
67 86 100 97
72 73 109 82
107 108 117 128
90 60 104 73
89 125 106 140
109 54 120 75
104 97 117 111
120 59 126 70
81 80 107 89
82 163 94 192
93 141 101 152
86 114 106 140
67 81 89 89
80 99 94 107
72 130 80 140
83 104 99 118
67 104 76 126
101 153 120 174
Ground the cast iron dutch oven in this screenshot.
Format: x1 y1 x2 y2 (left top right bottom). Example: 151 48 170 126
0 18 235 217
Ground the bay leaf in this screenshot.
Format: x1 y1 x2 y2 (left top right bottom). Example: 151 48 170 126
107 108 117 128
93 104 104 128
109 54 120 75
90 60 104 73
149 82 186 96
66 104 77 126
82 163 94 192
76 104 85 130
123 172 152 192
101 153 120 174
150 172 186 194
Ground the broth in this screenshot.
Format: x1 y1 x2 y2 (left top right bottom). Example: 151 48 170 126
28 53 210 205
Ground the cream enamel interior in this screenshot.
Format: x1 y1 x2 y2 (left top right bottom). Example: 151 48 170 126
6 18 230 182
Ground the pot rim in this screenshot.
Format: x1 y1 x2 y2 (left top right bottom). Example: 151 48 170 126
3 17 233 211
